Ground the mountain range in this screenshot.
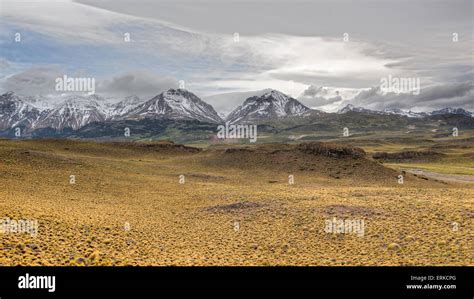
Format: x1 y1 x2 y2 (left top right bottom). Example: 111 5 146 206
0 89 313 131
0 89 222 132
336 104 473 118
0 89 472 139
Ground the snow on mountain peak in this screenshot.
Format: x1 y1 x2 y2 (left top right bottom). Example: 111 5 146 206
431 107 472 117
127 89 222 123
226 89 310 123
337 104 373 114
1 90 472 133
0 92 42 130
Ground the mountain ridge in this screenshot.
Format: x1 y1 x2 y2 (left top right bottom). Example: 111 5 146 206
337 104 472 118
1 90 472 136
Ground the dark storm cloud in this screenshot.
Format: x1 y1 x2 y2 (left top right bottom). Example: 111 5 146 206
96 70 177 99
350 82 474 111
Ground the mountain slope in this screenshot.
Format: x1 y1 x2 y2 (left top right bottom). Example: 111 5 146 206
34 95 109 130
109 96 144 120
226 90 310 123
126 89 222 123
431 107 473 117
0 92 42 130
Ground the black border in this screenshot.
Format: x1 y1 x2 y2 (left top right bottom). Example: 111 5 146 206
0 266 472 298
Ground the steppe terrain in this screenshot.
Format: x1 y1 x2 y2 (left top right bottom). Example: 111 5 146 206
0 137 472 266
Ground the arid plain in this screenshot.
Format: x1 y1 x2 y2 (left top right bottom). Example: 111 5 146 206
0 136 472 266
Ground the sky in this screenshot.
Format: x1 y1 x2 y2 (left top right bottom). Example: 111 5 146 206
0 0 472 113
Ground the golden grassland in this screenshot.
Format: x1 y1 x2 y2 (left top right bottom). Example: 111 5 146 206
0 138 472 266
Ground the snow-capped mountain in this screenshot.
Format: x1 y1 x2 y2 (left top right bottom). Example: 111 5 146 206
381 108 428 118
0 90 223 131
337 104 472 118
34 95 109 130
203 89 273 118
226 90 310 123
108 96 144 120
126 89 222 123
1 90 472 134
0 92 42 130
431 107 473 117
337 104 375 114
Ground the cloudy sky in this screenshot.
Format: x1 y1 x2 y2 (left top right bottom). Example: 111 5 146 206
0 0 472 113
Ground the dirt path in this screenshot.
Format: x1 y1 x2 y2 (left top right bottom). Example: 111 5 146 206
405 168 474 184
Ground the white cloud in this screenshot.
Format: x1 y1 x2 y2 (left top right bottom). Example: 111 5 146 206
1 0 401 91
297 85 363 112
1 0 472 113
